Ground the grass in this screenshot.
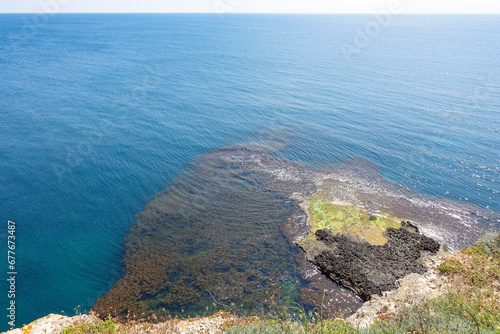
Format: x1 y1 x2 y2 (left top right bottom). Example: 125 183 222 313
437 232 500 330
62 318 117 334
300 194 401 246
226 291 500 334
369 292 498 334
438 262 459 273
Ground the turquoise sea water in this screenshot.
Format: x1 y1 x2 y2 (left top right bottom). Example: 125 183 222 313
0 14 499 330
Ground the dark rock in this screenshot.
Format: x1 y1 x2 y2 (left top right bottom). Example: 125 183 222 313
306 221 441 301
368 215 377 221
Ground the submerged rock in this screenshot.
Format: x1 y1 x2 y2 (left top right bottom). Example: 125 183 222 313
92 143 499 320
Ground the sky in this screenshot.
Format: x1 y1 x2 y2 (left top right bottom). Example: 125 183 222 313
1 0 500 14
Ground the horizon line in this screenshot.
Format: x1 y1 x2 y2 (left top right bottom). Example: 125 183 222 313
2 11 500 14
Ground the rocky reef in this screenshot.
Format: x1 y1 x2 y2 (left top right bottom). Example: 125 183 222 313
296 193 441 301
92 141 500 321
302 221 440 301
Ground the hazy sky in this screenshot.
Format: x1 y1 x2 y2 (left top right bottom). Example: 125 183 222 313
2 0 500 14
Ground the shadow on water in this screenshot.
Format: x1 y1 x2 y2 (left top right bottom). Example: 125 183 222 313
92 141 499 321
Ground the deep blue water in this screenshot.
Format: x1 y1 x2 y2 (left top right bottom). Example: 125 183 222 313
0 14 499 330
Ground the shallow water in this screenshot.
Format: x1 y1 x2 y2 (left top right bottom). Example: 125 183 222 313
93 142 499 319
92 143 364 319
0 14 499 330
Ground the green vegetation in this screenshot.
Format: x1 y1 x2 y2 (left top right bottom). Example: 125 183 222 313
226 293 499 333
438 262 460 273
301 194 401 246
225 320 354 334
62 318 116 334
439 232 500 329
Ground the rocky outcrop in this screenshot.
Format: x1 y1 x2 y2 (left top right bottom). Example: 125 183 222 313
303 221 441 301
348 251 450 328
4 314 98 334
4 312 236 334
92 143 498 320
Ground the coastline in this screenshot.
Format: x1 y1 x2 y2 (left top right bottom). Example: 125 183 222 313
4 228 499 333
5 145 499 333
91 144 499 321
0 249 455 334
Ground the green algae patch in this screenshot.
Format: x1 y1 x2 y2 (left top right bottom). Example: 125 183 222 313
300 194 401 246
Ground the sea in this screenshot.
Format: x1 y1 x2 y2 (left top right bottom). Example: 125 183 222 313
0 14 499 330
